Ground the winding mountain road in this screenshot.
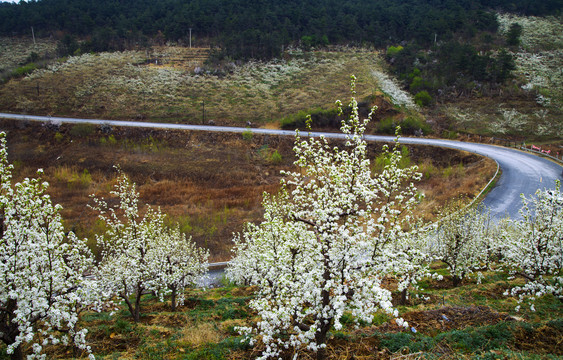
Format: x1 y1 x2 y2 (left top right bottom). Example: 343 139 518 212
1 113 561 221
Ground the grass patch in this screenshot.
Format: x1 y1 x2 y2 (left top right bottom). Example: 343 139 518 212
53 166 93 189
69 123 95 137
280 106 341 129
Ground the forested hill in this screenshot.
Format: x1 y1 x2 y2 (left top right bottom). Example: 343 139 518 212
0 0 561 59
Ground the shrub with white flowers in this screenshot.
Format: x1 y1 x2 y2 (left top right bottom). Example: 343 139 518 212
91 169 208 321
390 225 440 304
149 224 209 311
502 181 563 308
371 69 418 110
228 76 421 360
431 203 496 287
0 132 98 360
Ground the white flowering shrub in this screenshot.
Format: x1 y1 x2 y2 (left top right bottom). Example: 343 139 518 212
497 13 563 51
496 13 563 110
149 224 209 311
502 181 563 308
0 37 57 72
514 50 563 109
228 77 421 359
0 132 98 360
390 226 441 304
431 204 496 287
91 169 208 321
371 69 418 110
488 106 530 135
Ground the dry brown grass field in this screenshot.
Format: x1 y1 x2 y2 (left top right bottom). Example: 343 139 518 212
0 119 496 261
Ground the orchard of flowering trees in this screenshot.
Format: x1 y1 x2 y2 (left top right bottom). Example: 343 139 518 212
429 187 562 305
0 132 99 360
228 78 562 359
501 182 563 308
0 97 561 358
0 134 209 358
91 169 209 321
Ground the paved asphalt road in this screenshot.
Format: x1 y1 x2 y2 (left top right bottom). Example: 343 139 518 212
2 112 560 221
2 113 561 286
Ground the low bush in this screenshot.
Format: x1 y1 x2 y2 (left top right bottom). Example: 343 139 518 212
242 128 253 141
414 90 433 107
401 116 431 135
377 116 431 135
11 63 37 77
280 107 340 129
69 123 95 137
270 149 282 164
386 45 404 58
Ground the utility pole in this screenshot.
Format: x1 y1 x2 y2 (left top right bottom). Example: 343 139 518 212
31 26 36 45
189 28 192 48
202 100 205 124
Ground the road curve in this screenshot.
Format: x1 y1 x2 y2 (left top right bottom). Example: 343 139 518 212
1 112 561 221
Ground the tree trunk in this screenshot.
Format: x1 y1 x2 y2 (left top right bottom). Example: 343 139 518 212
10 345 23 360
315 321 331 360
400 288 408 305
133 287 143 322
171 286 177 312
452 275 462 287
316 346 327 360
2 302 23 360
121 292 141 323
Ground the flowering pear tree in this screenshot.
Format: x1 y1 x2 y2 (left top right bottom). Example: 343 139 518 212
389 225 441 304
431 203 496 287
0 133 98 360
502 181 563 308
149 225 209 311
228 76 421 360
91 169 208 321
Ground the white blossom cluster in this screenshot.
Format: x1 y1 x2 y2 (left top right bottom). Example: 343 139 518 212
514 50 563 108
496 13 563 108
370 70 418 110
500 181 563 309
26 51 145 80
430 204 497 287
91 169 208 320
390 225 442 302
228 76 422 359
0 132 99 359
497 13 563 51
487 106 529 135
235 58 310 87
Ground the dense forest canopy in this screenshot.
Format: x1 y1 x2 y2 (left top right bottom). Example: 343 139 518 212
0 0 561 59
